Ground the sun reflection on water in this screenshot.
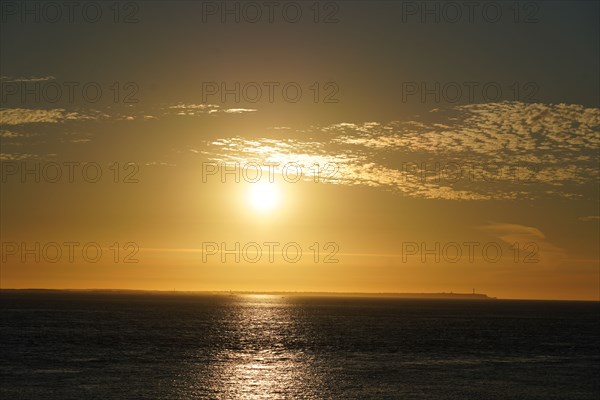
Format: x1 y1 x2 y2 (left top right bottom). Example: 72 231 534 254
181 295 325 399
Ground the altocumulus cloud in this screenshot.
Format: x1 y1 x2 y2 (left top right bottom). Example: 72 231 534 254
199 102 599 201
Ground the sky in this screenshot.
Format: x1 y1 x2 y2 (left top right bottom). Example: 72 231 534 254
0 0 599 300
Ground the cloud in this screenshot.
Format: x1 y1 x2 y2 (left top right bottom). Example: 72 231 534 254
0 130 25 138
67 138 91 143
169 104 219 110
145 161 176 167
3 101 595 202
330 103 599 157
578 216 600 222
199 102 599 200
0 108 98 125
166 104 256 116
202 137 493 200
112 114 158 121
222 108 257 114
1 75 55 82
0 152 38 161
479 222 567 264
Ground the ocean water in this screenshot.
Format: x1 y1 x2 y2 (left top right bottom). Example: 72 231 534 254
0 291 598 399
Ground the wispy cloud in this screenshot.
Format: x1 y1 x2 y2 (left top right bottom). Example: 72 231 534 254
479 222 567 264
167 103 256 116
222 108 257 114
0 129 28 138
578 215 600 222
1 75 56 83
0 108 99 125
0 152 38 161
145 161 176 167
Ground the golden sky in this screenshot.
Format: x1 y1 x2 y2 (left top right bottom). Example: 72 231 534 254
1 1 599 300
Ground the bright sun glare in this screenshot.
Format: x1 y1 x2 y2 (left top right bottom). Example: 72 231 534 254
247 182 281 212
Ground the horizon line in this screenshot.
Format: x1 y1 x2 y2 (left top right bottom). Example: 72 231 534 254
1 288 598 302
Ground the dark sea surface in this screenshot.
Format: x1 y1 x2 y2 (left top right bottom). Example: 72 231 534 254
0 291 598 399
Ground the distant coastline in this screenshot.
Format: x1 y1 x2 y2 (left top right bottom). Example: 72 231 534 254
0 288 496 299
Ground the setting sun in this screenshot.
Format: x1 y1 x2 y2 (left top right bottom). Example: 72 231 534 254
247 181 281 213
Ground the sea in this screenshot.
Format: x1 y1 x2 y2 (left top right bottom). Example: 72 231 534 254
1 290 598 399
